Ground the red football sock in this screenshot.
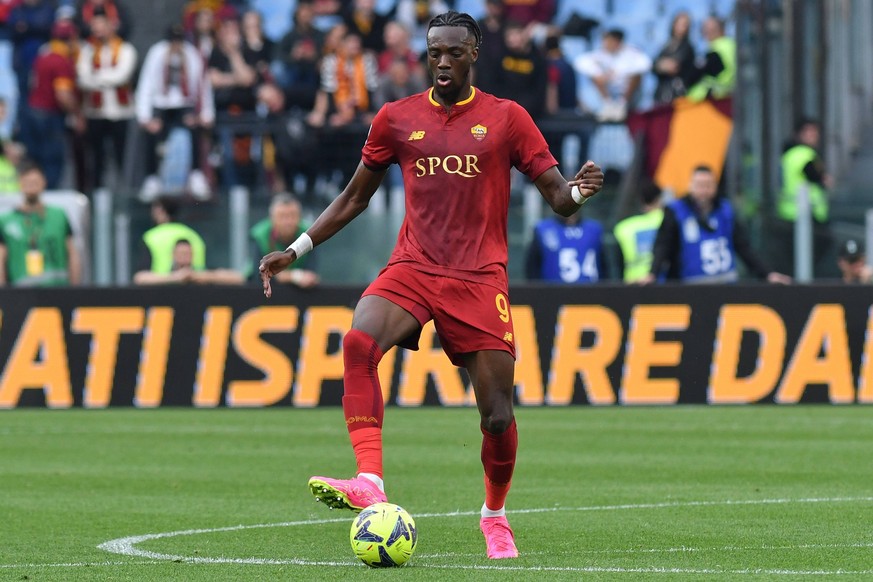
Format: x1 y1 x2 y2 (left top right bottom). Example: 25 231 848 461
342 329 385 478
481 418 518 511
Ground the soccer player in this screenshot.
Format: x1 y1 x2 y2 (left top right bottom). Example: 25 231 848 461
259 11 604 560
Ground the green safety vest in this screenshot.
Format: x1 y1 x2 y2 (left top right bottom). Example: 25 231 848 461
778 144 828 223
143 222 206 274
613 208 664 282
0 157 18 195
248 217 311 276
0 206 71 286
687 37 736 102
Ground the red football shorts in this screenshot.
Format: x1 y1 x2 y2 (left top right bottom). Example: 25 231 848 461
362 262 516 367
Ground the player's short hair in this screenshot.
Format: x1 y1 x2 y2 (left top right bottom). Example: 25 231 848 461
427 10 482 49
269 192 301 213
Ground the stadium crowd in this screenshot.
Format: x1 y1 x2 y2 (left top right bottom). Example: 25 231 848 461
0 0 846 286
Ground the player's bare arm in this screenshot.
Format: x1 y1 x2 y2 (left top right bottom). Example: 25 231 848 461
259 163 386 297
534 160 604 216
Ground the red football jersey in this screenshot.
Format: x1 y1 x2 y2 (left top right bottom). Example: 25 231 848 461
362 87 558 286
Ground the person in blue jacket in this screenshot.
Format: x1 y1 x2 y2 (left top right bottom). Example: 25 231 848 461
642 165 791 284
525 210 607 283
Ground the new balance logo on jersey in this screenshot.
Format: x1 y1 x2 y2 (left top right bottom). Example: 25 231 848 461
503 332 513 344
408 130 426 141
414 155 481 178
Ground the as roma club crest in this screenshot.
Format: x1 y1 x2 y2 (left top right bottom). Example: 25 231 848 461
470 124 487 141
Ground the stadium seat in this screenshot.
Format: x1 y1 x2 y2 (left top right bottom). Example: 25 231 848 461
455 0 486 21
555 0 607 28
251 0 296 41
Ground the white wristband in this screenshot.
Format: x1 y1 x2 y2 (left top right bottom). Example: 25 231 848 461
286 233 313 259
571 185 588 206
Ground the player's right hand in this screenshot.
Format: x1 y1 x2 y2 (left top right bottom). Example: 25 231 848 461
259 250 297 298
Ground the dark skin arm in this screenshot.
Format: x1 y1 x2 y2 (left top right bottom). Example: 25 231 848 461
259 162 386 296
259 160 604 295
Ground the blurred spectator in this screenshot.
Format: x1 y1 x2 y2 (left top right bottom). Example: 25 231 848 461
474 0 505 95
137 195 207 275
644 165 791 285
373 56 426 108
377 20 421 77
685 16 735 103
19 19 82 190
189 6 216 61
652 11 695 105
208 15 260 188
342 0 389 53
613 180 664 283
9 0 56 118
134 238 244 284
0 0 18 139
544 30 578 115
836 239 871 284
574 28 651 122
496 19 546 120
136 24 214 200
275 0 323 109
525 211 607 283
74 0 131 40
307 30 378 129
502 0 554 27
394 0 449 55
0 98 23 194
0 161 81 286
770 117 832 276
77 8 137 192
241 9 273 82
248 192 319 287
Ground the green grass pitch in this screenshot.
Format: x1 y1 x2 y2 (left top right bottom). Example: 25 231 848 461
3 406 873 581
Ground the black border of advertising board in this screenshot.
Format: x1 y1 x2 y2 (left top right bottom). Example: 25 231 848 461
0 284 870 407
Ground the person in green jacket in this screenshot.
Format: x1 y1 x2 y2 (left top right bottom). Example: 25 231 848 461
770 118 833 276
613 180 664 282
0 161 81 286
139 195 207 275
249 193 319 287
685 16 736 103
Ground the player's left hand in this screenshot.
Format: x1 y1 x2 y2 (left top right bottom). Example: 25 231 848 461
569 160 604 200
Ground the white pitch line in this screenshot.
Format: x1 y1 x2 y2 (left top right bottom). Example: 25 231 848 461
86 496 873 575
0 560 159 569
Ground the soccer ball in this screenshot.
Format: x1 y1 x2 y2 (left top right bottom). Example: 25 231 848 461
349 502 417 567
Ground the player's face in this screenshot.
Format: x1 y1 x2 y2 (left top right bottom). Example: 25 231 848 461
426 26 477 103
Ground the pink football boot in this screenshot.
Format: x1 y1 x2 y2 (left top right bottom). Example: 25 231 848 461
480 515 519 559
308 475 387 512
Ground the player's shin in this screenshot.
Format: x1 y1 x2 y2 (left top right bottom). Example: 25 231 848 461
342 329 386 485
480 418 518 515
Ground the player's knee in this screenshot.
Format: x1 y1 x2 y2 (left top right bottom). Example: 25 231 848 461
343 329 383 368
480 411 513 435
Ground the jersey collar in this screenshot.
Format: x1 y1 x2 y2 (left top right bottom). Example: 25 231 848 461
427 86 477 110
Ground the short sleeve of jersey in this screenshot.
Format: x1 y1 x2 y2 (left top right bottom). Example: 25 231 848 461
507 102 558 181
361 104 396 171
